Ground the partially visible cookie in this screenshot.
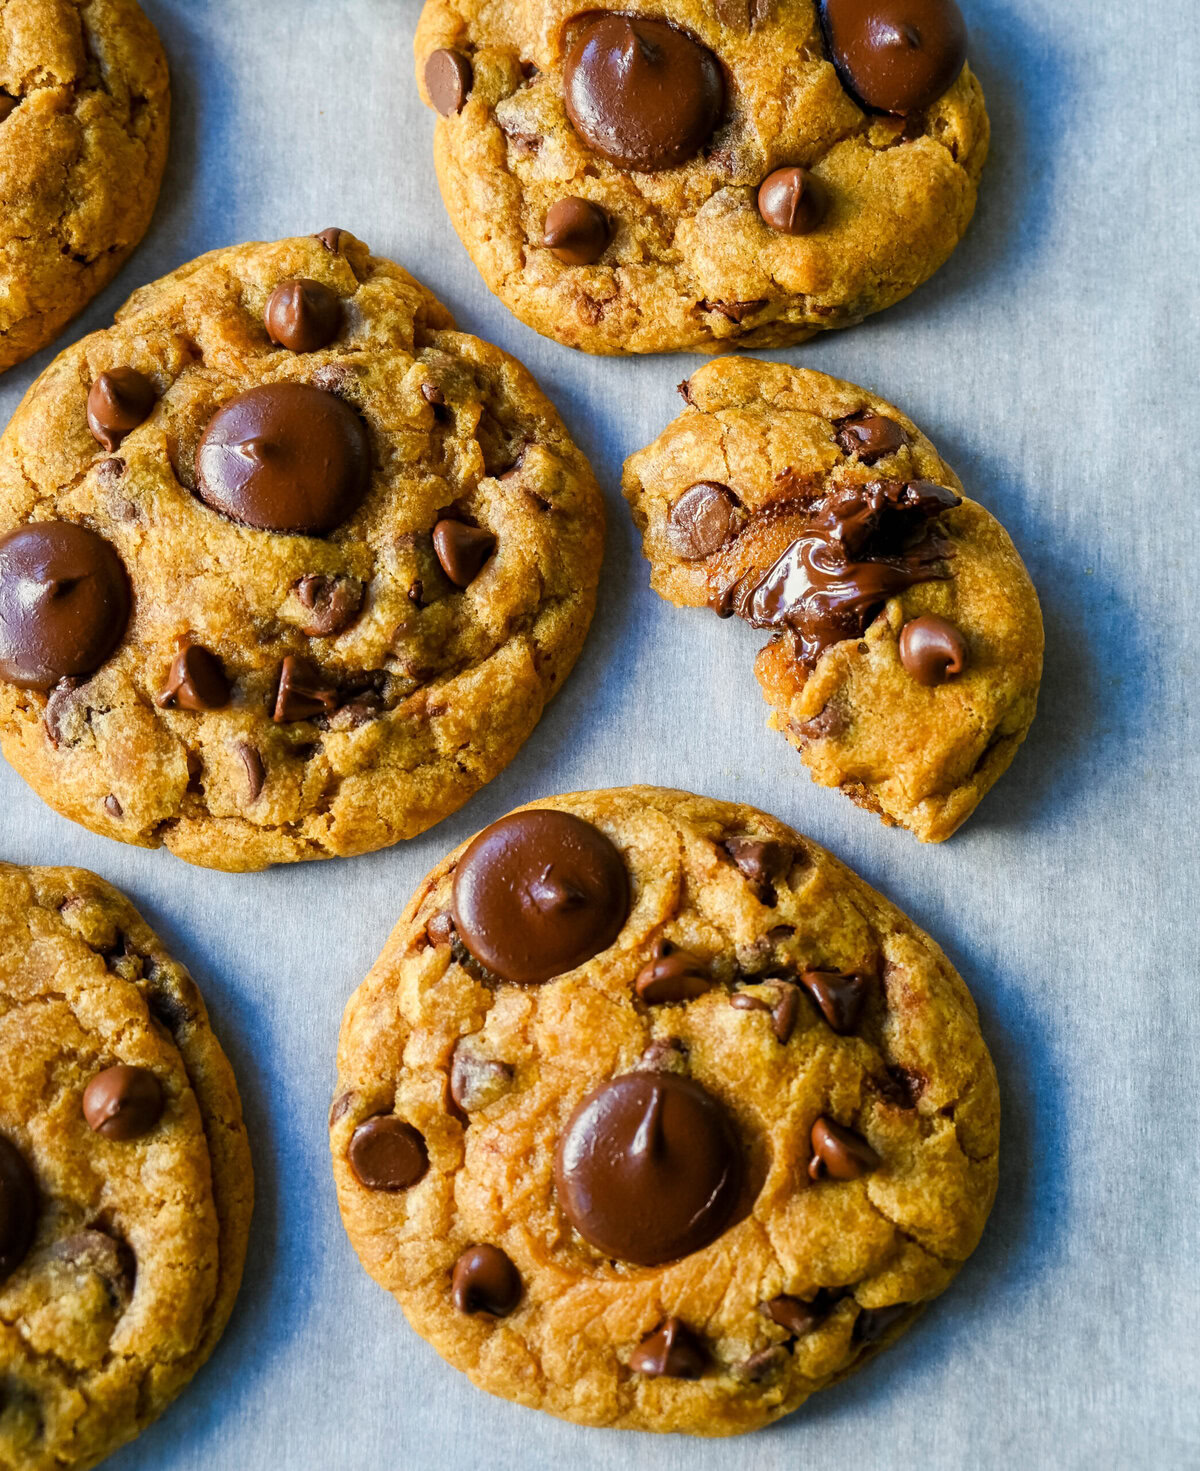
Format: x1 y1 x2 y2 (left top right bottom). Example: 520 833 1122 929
0 0 169 372
415 0 987 354
332 787 999 1436
0 863 252 1470
0 233 604 871
623 360 1043 841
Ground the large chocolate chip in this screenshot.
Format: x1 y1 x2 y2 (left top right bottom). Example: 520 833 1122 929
450 1244 521 1315
348 1116 428 1191
195 383 370 534
819 0 968 115
543 197 610 265
899 614 968 685
854 1301 910 1343
0 1136 37 1281
634 946 713 1004
554 1072 741 1266
425 48 473 115
294 574 362 636
157 641 230 711
835 412 909 463
808 1116 880 1181
451 809 629 984
629 1318 706 1378
564 15 723 172
273 655 338 722
0 523 130 689
764 1291 836 1337
82 1065 164 1141
264 279 341 353
758 166 827 235
668 482 737 560
800 969 870 1033
86 369 156 451
432 520 496 587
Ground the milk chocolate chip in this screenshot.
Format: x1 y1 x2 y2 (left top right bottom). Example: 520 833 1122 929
264 279 341 353
82 1065 163 1141
668 482 737 559
426 48 473 115
273 655 338 722
294 574 362 637
758 166 827 235
854 1300 910 1342
86 369 156 451
544 197 610 265
432 520 496 587
808 1116 880 1181
554 1072 741 1266
629 1318 706 1378
564 15 723 172
451 1244 521 1315
348 1116 428 1191
819 0 968 114
765 1291 836 1337
899 614 968 685
157 641 230 711
0 523 130 689
800 969 870 1033
196 383 370 534
634 946 713 1004
451 809 628 984
0 1136 37 1281
835 412 908 463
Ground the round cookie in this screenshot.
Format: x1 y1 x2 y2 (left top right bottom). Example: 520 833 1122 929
414 0 988 354
0 0 169 373
0 863 252 1469
623 359 1043 842
331 787 1000 1436
0 233 605 871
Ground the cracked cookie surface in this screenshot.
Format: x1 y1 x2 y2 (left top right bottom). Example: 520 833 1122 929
0 862 252 1471
331 786 999 1436
0 233 605 871
414 1 987 354
623 360 1043 841
0 0 169 373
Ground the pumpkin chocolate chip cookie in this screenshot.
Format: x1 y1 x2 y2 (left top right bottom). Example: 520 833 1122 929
623 359 1043 841
0 0 170 373
0 232 604 871
414 0 987 354
331 787 999 1436
0 862 252 1470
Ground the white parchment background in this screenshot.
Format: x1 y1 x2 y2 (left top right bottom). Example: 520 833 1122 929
0 1 1196 1466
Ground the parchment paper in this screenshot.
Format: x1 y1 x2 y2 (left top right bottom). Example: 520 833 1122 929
1 1 1196 1466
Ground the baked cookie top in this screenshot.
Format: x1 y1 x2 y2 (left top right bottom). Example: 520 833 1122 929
623 360 1043 841
332 787 999 1436
0 233 605 871
0 863 252 1471
0 0 169 373
414 0 988 354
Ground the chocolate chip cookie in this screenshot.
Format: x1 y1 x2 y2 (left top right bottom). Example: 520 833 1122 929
0 0 169 373
331 787 999 1435
0 232 605 871
0 863 252 1469
623 359 1043 841
415 1 987 354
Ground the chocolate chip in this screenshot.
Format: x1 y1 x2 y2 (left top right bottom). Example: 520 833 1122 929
629 1318 706 1378
543 197 610 265
0 523 130 689
95 457 126 486
272 655 338 722
348 1116 429 1191
425 48 473 115
450 1244 521 1316
808 1116 880 1181
819 0 968 115
737 1344 788 1381
854 1301 911 1343
157 641 230 711
701 298 767 323
86 369 156 451
196 384 370 534
0 1136 37 1281
764 1291 832 1337
634 945 713 1004
42 678 80 747
104 795 122 818
314 227 345 252
82 1066 163 1141
420 382 449 422
668 482 737 560
835 412 908 463
875 1065 925 1109
432 520 496 587
450 1048 513 1113
758 166 827 234
426 911 454 946
730 982 799 1041
237 742 265 801
51 1229 135 1311
722 836 791 901
564 15 723 172
144 972 195 1034
800 969 871 1033
294 574 362 637
635 1037 688 1073
329 1091 355 1126
899 614 968 685
264 278 341 355
554 1072 741 1266
451 809 628 984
